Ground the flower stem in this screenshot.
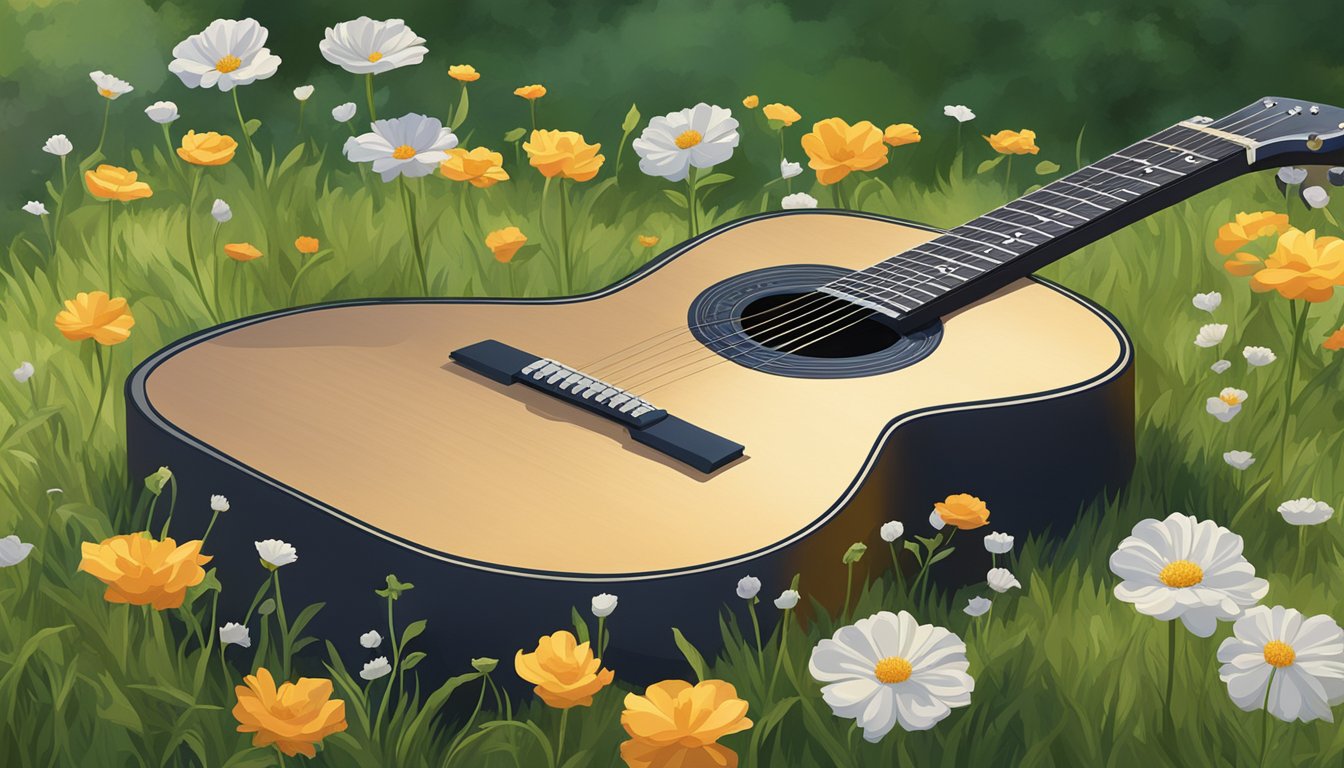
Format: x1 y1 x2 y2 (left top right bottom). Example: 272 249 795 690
686 170 698 239
398 176 429 296
1005 156 1013 189
1258 669 1276 767
443 675 488 767
274 571 291 679
200 509 221 548
596 615 607 660
184 168 218 322
842 562 854 620
1164 619 1177 739
105 202 115 293
558 179 572 293
747 598 764 676
1276 300 1310 476
767 608 791 698
554 708 570 768
529 100 536 132
374 594 401 738
297 102 306 136
232 89 264 187
779 130 792 193
86 344 110 445
95 99 110 157
365 73 378 122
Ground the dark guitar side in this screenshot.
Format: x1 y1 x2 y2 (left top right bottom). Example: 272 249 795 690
125 210 1134 685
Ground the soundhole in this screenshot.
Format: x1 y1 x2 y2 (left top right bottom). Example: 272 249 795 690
738 292 902 358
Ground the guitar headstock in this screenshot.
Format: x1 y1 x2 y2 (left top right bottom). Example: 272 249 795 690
1193 97 1344 168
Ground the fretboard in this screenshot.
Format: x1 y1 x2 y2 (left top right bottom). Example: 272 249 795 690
818 122 1249 329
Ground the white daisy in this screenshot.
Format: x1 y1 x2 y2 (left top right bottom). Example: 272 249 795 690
169 18 281 91
1206 388 1248 423
928 508 945 530
1277 167 1308 185
781 192 818 210
293 85 315 102
0 535 34 567
42 134 73 157
1211 360 1231 374
1109 512 1268 637
591 593 618 618
254 539 297 569
632 104 740 182
219 622 251 648
332 102 358 123
90 71 132 99
320 17 427 75
880 521 904 542
211 199 232 223
943 105 975 123
809 610 973 739
983 532 1014 554
1243 346 1276 367
987 567 1021 593
1217 605 1344 723
1302 186 1329 209
13 362 35 383
343 113 457 182
964 597 991 617
1192 292 1222 313
360 630 382 649
780 159 802 179
360 656 392 681
774 590 800 610
23 201 48 216
1276 498 1334 526
1223 450 1255 470
144 101 179 124
1194 323 1228 348
210 494 230 512
736 576 761 600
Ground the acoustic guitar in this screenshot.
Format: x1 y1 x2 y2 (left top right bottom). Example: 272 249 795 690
127 98 1344 680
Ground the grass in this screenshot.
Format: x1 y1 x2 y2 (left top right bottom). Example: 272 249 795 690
2 116 1343 767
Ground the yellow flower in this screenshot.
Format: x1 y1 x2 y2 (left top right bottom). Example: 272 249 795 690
514 84 547 100
78 533 211 609
448 64 480 82
1249 228 1344 303
619 680 753 768
934 493 990 530
84 165 153 202
1323 326 1344 351
800 118 888 185
763 103 801 127
638 235 660 248
523 130 605 182
440 147 510 188
514 630 614 709
54 291 135 346
984 129 1039 155
485 226 528 263
1214 211 1291 256
232 668 348 758
176 130 238 166
294 236 319 254
742 95 759 109
225 243 263 262
883 123 921 147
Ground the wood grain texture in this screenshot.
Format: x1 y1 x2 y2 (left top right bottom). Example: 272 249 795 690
144 212 1121 573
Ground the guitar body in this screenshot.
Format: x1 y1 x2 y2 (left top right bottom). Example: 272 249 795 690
127 210 1133 680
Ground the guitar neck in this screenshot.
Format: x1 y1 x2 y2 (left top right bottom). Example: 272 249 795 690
818 101 1331 332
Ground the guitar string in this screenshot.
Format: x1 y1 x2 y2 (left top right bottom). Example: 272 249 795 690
619 119 1279 398
609 123 1255 395
575 106 1285 384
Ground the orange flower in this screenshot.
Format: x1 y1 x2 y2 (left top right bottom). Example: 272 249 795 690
294 236 320 254
1323 326 1344 351
84 165 153 202
984 129 1039 155
78 533 211 609
1224 252 1264 277
742 95 759 109
1249 228 1344 302
514 630 614 709
225 243 263 262
485 226 528 263
763 103 801 127
233 668 348 758
448 64 480 82
523 130 605 182
514 84 547 100
1214 211 1291 256
638 235 660 248
883 123 921 147
54 291 135 345
934 493 990 530
619 680 752 768
800 118 888 185
441 147 510 188
176 130 238 166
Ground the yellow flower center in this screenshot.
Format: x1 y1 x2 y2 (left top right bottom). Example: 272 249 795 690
1158 559 1204 588
873 656 913 684
98 88 116 98
1263 640 1296 668
391 145 417 160
674 130 703 150
215 55 242 74
1220 392 1243 405
368 51 384 62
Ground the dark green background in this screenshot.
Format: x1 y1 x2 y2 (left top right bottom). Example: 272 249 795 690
3 0 1341 232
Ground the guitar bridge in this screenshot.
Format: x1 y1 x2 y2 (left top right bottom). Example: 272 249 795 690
450 340 744 473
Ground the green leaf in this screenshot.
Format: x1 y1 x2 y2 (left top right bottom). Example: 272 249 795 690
503 127 527 143
276 143 307 178
842 542 867 564
507 243 544 265
257 598 276 616
1035 160 1061 175
451 86 470 131
401 651 427 671
244 118 261 137
671 627 707 682
375 573 415 600
621 103 641 134
571 606 590 644
95 671 144 734
976 155 1005 174
927 545 956 566
663 189 689 208
400 619 427 650
766 118 786 131
696 172 734 188
144 466 172 496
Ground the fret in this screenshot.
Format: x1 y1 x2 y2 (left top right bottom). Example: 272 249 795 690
850 253 968 296
956 222 1045 245
1053 179 1131 203
918 238 1005 265
904 247 988 273
824 278 918 311
1029 187 1112 212
978 213 1057 239
855 261 954 297
1081 164 1163 187
935 231 1021 257
1010 199 1089 222
1139 138 1217 162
